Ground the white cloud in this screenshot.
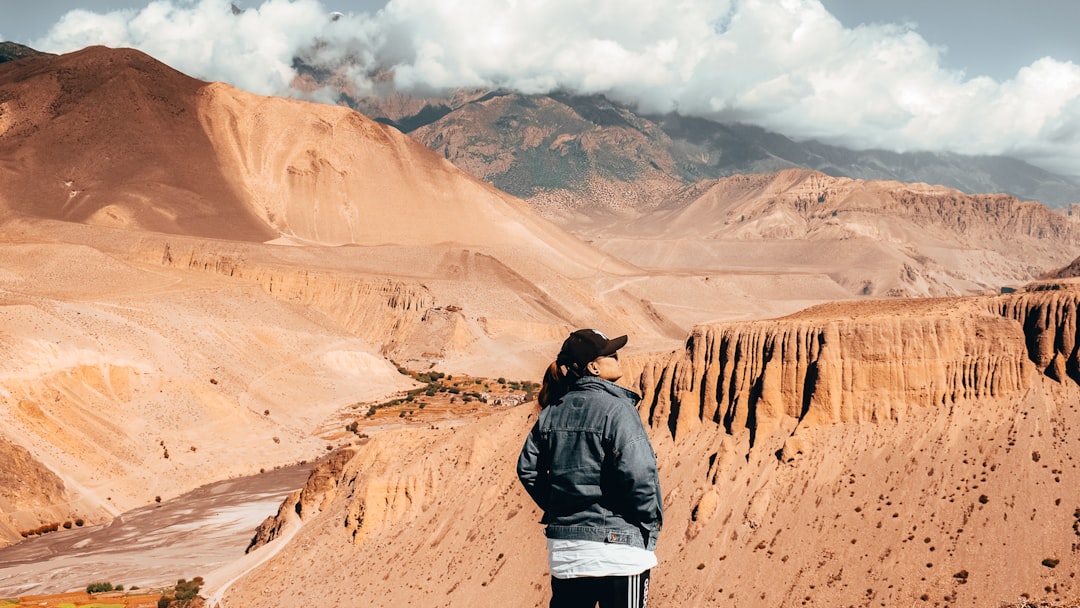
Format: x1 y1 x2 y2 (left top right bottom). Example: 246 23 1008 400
32 0 1080 178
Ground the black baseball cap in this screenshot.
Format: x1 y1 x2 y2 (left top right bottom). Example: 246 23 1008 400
557 329 628 369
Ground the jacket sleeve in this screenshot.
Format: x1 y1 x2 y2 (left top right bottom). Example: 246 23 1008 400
516 420 550 512
607 405 663 530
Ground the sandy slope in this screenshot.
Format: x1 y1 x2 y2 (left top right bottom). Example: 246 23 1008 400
0 227 414 542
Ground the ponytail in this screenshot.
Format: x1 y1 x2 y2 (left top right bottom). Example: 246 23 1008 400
538 360 578 408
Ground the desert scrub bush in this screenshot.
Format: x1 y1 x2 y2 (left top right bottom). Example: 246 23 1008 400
176 577 204 600
416 371 444 383
87 581 114 593
159 576 205 607
20 522 60 537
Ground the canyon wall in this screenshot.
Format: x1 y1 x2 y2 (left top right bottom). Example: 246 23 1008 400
636 297 1037 445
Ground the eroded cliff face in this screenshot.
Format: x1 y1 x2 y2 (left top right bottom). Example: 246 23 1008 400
640 300 1031 445
229 282 1080 607
246 448 356 552
148 240 434 350
0 439 88 546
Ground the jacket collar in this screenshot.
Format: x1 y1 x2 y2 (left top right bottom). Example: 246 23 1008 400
571 376 641 405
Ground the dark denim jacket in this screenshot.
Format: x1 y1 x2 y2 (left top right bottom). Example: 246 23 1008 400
517 376 663 550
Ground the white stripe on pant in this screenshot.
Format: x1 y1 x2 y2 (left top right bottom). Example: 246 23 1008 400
626 572 649 608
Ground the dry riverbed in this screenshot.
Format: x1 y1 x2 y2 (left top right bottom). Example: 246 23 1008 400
0 464 311 598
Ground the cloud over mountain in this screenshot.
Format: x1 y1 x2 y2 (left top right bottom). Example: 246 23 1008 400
31 0 1080 178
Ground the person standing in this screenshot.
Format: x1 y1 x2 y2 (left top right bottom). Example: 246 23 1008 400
517 329 663 608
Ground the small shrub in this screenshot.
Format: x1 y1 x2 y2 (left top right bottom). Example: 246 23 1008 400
1042 558 1059 568
87 581 114 593
175 577 204 600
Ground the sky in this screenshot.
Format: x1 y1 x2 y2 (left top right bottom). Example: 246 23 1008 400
2 0 1078 178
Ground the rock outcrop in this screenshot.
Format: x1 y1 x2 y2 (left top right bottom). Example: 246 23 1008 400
0 439 87 546
637 281 1080 446
246 448 356 552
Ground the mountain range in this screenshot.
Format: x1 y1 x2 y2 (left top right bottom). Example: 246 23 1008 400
325 70 1080 214
1 44 1079 607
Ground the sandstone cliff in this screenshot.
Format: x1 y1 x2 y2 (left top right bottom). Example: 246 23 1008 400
227 283 1080 607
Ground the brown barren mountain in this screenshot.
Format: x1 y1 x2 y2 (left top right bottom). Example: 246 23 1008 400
0 46 699 547
222 282 1080 608
0 46 273 241
343 84 1080 212
586 169 1080 298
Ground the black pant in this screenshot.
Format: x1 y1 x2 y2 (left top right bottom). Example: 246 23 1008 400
550 571 651 608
